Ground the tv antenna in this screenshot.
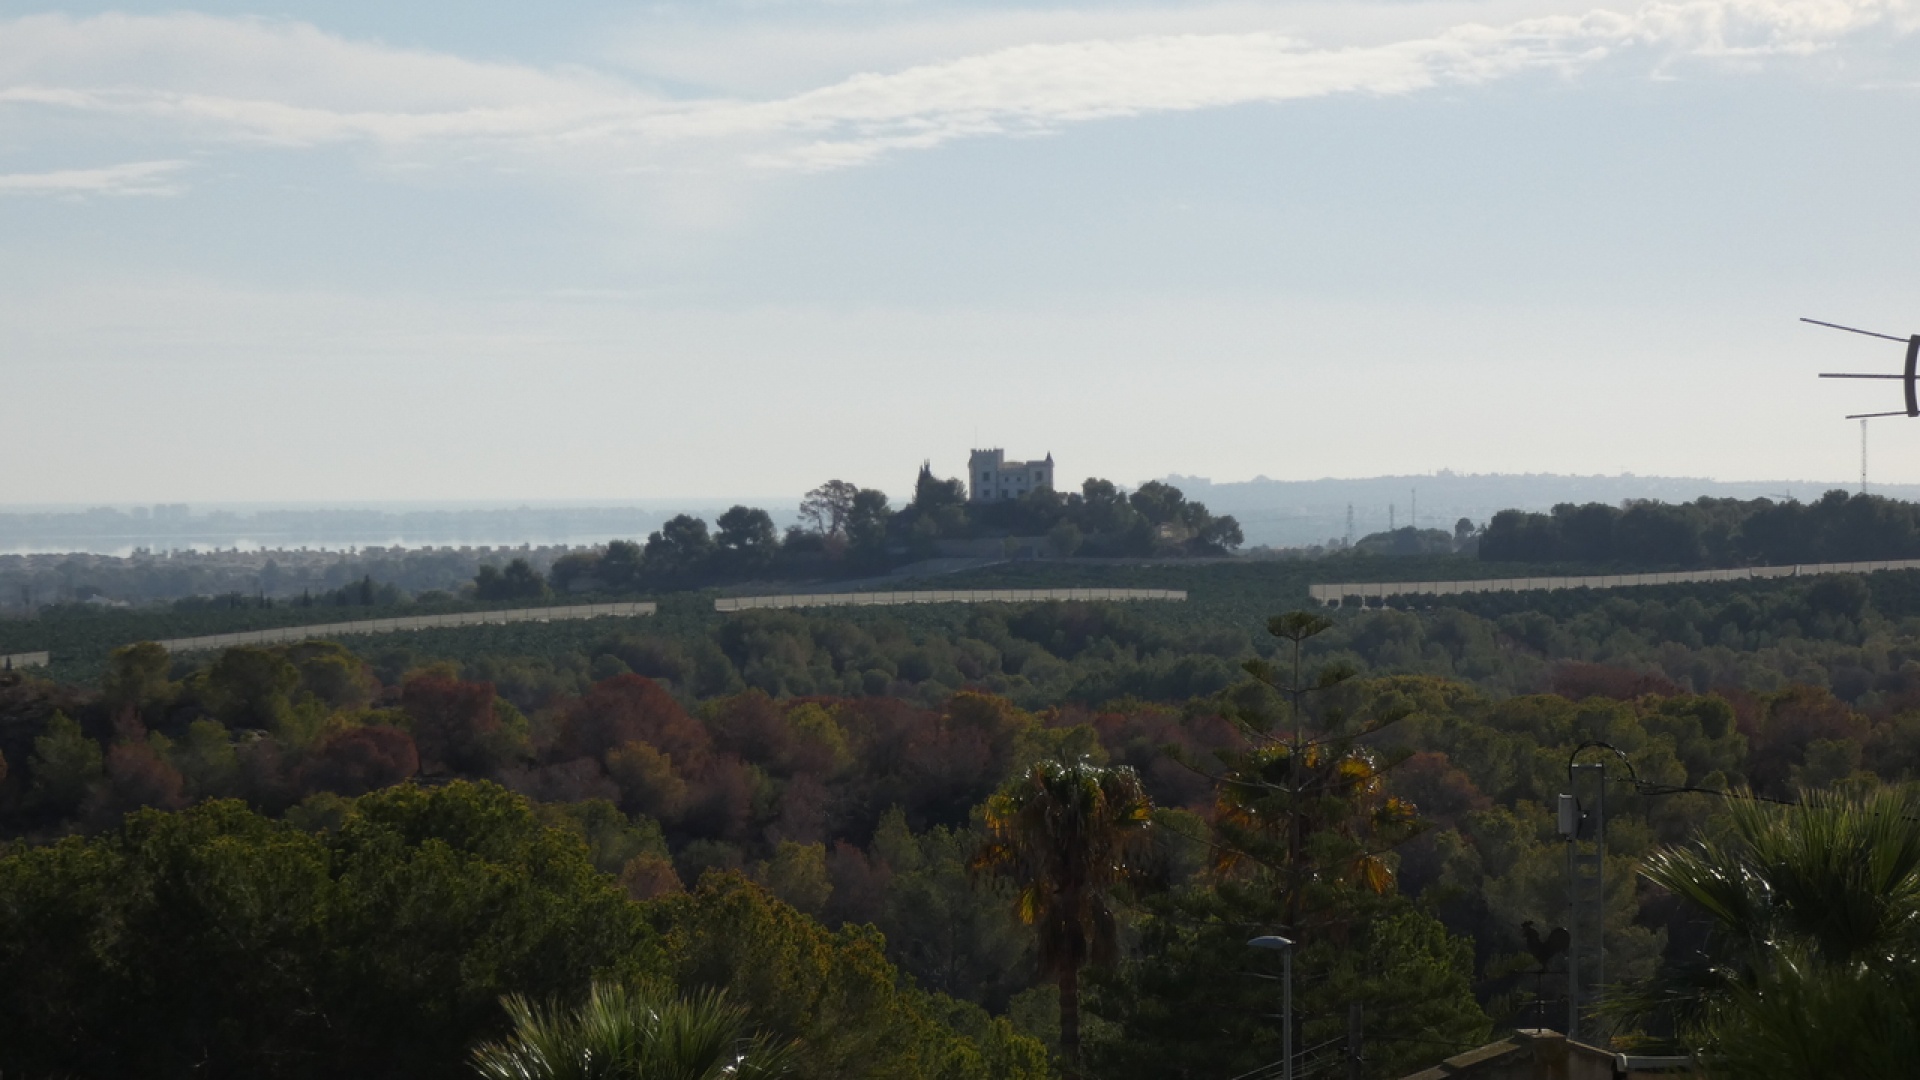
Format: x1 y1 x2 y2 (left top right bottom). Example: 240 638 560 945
1806 317 1920 419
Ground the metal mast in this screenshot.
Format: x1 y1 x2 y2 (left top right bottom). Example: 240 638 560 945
1559 744 1634 1044
1561 766 1604 1041
1862 418 1869 494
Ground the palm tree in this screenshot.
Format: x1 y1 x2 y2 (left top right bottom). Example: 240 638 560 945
971 755 1154 1075
472 982 795 1080
1630 786 1920 1077
1692 945 1920 1079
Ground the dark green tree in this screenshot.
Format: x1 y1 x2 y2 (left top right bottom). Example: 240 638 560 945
798 481 858 538
1073 479 1137 536
601 540 646 592
26 711 103 815
650 872 1049 1080
846 490 893 568
475 558 549 602
0 782 656 1080
101 641 174 716
547 550 603 594
912 463 967 512
199 645 301 729
645 517 716 585
1126 482 1186 528
715 506 780 576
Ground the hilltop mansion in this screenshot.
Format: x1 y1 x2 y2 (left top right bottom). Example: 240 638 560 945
968 449 1055 503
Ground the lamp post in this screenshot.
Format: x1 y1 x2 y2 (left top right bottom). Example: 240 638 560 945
1249 935 1295 1080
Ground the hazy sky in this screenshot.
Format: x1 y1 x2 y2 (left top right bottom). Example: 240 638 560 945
5 0 1920 503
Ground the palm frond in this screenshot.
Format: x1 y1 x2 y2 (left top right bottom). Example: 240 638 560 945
472 982 795 1080
1629 786 1920 1046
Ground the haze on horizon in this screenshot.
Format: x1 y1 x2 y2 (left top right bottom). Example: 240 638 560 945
5 0 1920 505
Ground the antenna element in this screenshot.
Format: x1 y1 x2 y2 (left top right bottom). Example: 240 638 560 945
1806 317 1920 419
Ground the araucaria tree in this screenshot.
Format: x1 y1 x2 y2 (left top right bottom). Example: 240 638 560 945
1219 612 1423 917
971 755 1154 1075
1085 614 1486 1080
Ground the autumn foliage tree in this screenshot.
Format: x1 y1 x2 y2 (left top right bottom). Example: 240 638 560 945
557 675 709 769
401 675 524 776
296 725 420 796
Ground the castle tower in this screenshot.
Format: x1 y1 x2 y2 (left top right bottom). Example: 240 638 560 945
968 448 1054 503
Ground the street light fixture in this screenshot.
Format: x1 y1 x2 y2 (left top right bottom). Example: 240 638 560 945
1248 935 1295 1080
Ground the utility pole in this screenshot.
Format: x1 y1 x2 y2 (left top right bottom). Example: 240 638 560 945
1344 504 1355 547
1249 937 1296 1080
1560 744 1633 1045
1347 1003 1364 1080
1561 765 1604 1041
1411 488 1417 531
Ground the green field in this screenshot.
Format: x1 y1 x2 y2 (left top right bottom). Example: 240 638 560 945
0 553 1651 687
0 593 695 686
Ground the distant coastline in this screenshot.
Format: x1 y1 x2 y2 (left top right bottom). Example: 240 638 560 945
2 472 1906 555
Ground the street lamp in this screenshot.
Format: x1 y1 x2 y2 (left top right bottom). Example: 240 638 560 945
1248 935 1295 1080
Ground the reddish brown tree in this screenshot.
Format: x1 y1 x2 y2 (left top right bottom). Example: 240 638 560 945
499 757 619 806
679 754 758 842
617 853 684 900
297 726 419 797
768 773 831 846
705 691 792 769
1747 684 1868 796
85 740 188 823
402 675 504 775
822 840 891 928
1389 751 1491 827
1550 661 1683 702
1079 704 1245 811
555 675 710 770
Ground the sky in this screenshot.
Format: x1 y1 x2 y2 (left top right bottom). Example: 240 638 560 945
4 0 1920 504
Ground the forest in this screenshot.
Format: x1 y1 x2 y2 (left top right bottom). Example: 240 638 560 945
9 494 1920 1078
5 572 1920 1075
1479 489 1920 567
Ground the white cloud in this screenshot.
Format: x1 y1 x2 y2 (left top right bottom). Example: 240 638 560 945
0 159 188 196
690 0 1913 168
0 1 1906 174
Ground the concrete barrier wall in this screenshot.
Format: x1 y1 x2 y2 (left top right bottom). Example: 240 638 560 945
715 588 1186 612
1 651 50 669
151 601 657 654
1307 559 1920 607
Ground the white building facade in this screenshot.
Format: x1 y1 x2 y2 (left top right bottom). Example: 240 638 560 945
968 448 1055 503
